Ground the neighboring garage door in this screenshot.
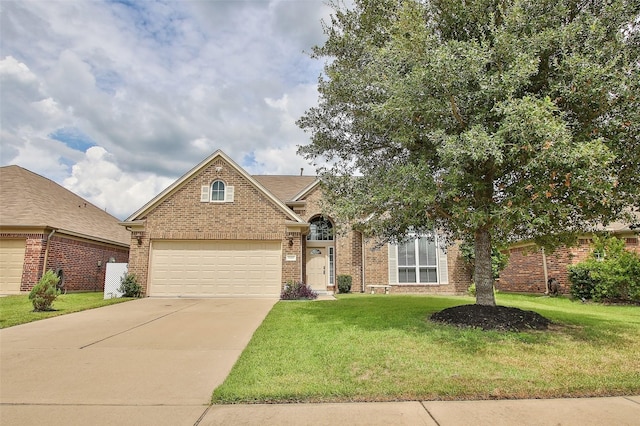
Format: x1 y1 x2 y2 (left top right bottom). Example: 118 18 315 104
0 239 26 294
149 240 282 297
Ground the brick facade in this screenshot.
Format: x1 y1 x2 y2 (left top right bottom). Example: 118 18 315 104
1 232 128 292
498 234 640 295
296 186 470 294
127 157 302 294
45 235 129 292
125 151 473 297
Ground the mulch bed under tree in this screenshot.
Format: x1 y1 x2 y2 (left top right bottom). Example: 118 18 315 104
430 305 551 332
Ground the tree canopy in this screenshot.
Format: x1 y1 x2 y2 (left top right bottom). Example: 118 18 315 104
298 0 640 306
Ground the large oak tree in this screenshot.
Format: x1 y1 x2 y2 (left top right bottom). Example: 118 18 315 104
298 0 639 306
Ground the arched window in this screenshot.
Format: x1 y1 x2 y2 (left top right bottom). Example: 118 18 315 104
211 180 225 201
307 217 333 241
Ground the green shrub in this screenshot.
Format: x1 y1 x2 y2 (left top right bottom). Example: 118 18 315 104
280 281 318 300
467 282 476 297
118 273 142 298
28 270 61 311
568 263 597 300
568 236 640 303
337 275 352 293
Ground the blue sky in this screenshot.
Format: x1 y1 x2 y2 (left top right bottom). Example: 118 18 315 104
0 0 334 219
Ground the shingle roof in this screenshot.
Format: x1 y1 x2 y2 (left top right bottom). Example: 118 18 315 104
0 165 130 246
252 175 317 202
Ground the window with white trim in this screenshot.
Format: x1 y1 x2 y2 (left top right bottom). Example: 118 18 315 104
211 180 225 201
200 181 234 203
397 236 438 283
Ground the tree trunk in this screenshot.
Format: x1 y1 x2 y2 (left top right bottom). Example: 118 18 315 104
474 228 496 306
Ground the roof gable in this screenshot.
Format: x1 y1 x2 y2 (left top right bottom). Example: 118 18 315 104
126 150 305 223
0 165 130 246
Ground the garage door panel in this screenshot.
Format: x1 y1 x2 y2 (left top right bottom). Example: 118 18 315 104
149 240 281 297
0 239 26 294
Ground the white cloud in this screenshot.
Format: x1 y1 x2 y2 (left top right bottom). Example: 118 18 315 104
64 146 174 220
0 0 332 217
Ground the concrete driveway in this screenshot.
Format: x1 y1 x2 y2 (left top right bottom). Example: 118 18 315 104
0 297 276 426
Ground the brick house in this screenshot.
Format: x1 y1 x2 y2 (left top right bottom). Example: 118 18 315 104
0 166 130 294
497 221 640 295
122 150 471 297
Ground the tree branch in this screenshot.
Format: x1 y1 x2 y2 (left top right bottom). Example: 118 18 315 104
449 94 466 128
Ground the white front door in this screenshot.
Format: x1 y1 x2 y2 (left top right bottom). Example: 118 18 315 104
306 247 327 291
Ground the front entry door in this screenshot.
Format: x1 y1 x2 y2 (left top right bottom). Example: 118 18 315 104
306 248 326 292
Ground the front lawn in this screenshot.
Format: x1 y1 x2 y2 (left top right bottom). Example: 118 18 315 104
0 292 133 328
212 293 640 403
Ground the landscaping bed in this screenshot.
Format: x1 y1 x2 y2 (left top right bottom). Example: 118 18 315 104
430 304 551 331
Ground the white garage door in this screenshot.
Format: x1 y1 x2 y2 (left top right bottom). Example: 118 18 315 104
149 240 282 297
0 239 26 294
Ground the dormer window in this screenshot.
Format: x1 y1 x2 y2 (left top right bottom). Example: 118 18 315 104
201 180 234 203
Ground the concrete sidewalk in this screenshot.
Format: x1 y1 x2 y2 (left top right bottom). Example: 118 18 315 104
201 396 640 425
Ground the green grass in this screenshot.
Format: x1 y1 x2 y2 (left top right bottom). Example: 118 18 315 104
212 293 640 403
0 292 133 328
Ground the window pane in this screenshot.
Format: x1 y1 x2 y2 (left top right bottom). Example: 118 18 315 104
329 247 334 285
398 241 415 266
211 181 225 201
399 267 416 283
419 268 438 283
307 218 334 240
418 237 437 266
418 238 427 265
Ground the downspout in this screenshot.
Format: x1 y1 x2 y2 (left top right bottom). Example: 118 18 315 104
42 228 56 279
542 247 549 294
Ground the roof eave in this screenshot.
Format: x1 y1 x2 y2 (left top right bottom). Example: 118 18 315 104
290 179 321 202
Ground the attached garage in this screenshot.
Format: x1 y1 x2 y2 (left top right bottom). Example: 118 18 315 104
149 240 282 297
0 239 26 294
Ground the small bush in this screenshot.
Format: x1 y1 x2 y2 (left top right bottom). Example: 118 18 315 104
568 263 597 300
568 236 640 303
28 270 61 311
337 275 352 293
467 282 476 297
118 273 142 298
280 281 318 300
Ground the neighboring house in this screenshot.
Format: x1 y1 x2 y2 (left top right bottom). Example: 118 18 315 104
122 150 470 297
0 166 130 294
497 220 640 295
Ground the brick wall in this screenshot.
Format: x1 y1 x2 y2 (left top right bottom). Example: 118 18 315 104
128 158 300 294
497 245 548 294
363 239 388 291
45 235 128 292
1 232 128 292
21 234 46 291
498 234 640 295
298 185 471 294
446 242 473 294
